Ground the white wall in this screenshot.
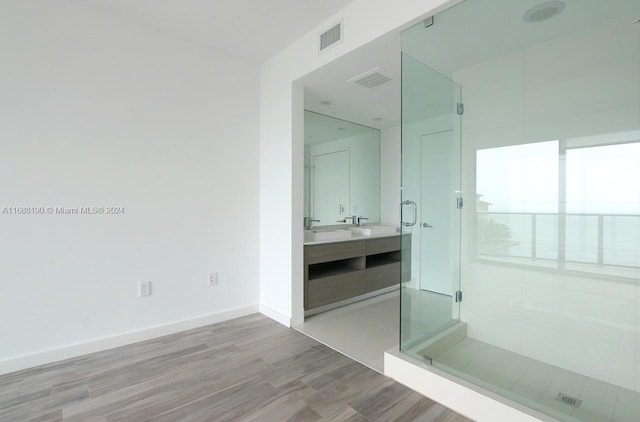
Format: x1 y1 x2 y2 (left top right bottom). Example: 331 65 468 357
380 125 401 226
259 0 460 326
0 1 259 373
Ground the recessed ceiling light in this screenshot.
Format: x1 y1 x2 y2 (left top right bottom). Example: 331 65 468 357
523 1 565 23
319 100 332 106
372 117 383 121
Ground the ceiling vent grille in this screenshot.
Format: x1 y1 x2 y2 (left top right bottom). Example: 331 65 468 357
320 22 342 52
348 68 392 89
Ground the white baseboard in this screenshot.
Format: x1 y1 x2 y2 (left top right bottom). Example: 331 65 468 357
0 304 259 376
260 304 291 327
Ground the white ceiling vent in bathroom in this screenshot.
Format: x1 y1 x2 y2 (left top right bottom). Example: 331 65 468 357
319 21 342 52
348 68 392 89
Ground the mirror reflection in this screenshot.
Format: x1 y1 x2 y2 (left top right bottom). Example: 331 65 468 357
304 110 380 229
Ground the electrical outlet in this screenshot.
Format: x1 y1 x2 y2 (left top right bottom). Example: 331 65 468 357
139 281 151 297
208 272 218 287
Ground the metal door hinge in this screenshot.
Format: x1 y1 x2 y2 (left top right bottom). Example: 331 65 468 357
455 290 463 303
456 198 464 209
457 103 464 115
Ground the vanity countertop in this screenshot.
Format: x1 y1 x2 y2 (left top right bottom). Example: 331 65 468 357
303 230 401 246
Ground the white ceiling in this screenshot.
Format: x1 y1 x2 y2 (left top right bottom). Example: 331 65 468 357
74 0 355 63
301 31 402 130
304 110 377 146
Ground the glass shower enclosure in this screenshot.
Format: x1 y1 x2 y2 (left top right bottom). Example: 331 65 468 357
399 1 640 421
400 53 462 355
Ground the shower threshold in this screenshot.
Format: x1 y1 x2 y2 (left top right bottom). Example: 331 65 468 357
386 336 638 422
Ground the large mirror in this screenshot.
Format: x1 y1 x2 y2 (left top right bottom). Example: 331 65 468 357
304 110 380 228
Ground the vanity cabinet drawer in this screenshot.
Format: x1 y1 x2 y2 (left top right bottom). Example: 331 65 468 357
306 270 365 309
306 241 366 264
366 236 401 255
365 263 400 292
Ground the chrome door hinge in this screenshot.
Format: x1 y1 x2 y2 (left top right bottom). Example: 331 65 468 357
457 103 464 115
455 290 463 303
456 197 464 209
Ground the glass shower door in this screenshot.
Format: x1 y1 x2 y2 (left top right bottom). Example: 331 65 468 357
400 52 462 355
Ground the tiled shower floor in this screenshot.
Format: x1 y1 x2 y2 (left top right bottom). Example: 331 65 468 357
420 337 640 422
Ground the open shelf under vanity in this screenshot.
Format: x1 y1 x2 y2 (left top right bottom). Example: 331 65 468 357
304 235 409 316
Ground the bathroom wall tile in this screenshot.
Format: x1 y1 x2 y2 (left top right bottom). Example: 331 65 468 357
636 227 640 397
463 124 525 152
454 52 524 133
560 104 640 143
466 316 521 355
521 265 636 300
520 318 635 391
523 118 563 146
521 280 635 334
518 256 638 390
524 17 639 123
635 328 640 393
462 260 523 353
462 262 524 303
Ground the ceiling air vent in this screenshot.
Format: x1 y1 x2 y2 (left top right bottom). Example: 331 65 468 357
319 22 342 52
348 68 392 89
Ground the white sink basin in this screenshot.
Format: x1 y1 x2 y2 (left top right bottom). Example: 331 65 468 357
349 225 398 236
304 229 352 242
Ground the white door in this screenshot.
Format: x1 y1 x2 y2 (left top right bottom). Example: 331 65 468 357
420 131 457 295
312 149 349 225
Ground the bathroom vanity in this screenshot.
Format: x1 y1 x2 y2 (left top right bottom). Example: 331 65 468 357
304 233 409 316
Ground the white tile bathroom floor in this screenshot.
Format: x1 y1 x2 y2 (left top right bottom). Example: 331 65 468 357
295 288 454 373
295 291 400 372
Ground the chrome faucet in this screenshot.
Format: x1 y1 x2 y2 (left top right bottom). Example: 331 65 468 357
336 216 368 226
304 217 320 230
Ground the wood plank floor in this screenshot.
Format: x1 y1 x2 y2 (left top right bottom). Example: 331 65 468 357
0 314 472 421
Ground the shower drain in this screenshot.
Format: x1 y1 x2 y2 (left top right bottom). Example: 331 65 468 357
556 393 582 408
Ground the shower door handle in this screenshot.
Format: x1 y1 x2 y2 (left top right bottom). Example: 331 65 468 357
401 200 417 226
